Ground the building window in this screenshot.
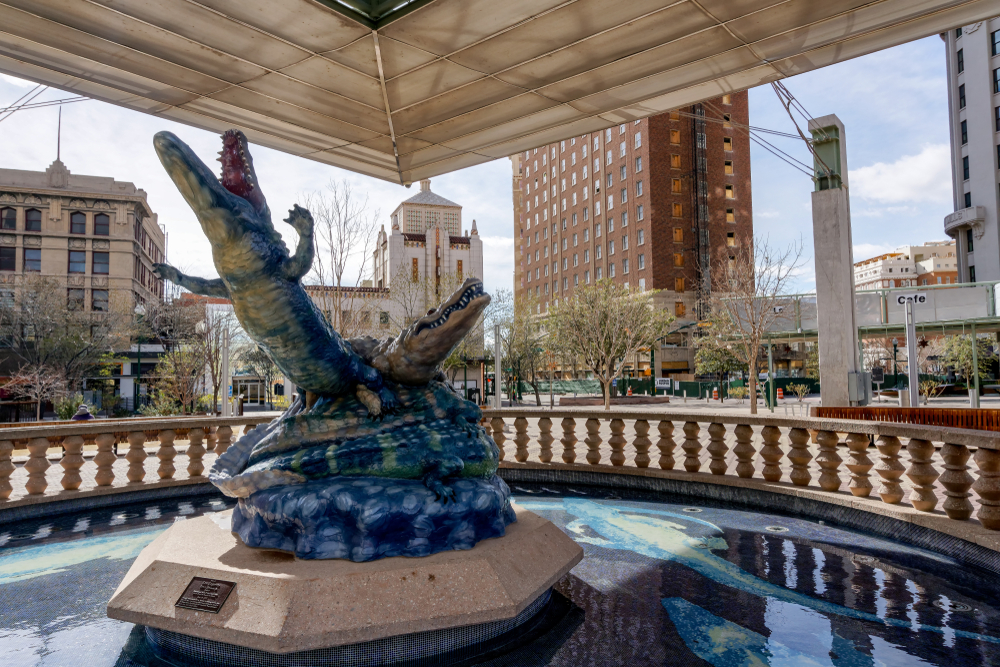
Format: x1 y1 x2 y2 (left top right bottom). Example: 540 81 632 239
620 165 626 181
965 192 972 208
671 179 682 194
622 234 628 250
721 94 731 105
634 133 641 149
93 289 109 312
723 137 733 151
69 250 86 273
585 270 590 284
0 247 14 271
963 156 970 180
675 301 686 317
995 68 1000 95
726 208 735 223
992 29 1000 56
956 27 962 38
67 289 85 311
637 229 644 245
725 185 735 199
90 252 107 275
25 208 41 232
673 203 683 217
961 120 968 145
607 263 614 278
673 227 683 243
620 188 627 204
23 248 40 272
70 211 86 235
584 249 590 263
957 48 964 73
636 180 643 196
959 84 966 109
411 257 419 282
623 258 629 274
456 259 463 279
967 228 974 252
724 160 733 175
674 252 684 267
94 213 110 236
727 232 735 247
638 254 645 270
670 154 681 169
635 156 642 172
637 205 644 221
970 265 976 281
670 130 681 144
0 207 14 230
675 277 685 292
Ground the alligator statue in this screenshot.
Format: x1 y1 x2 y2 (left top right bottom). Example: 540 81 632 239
151 129 396 418
152 129 514 561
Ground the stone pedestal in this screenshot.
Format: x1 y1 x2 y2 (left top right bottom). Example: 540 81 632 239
107 505 582 655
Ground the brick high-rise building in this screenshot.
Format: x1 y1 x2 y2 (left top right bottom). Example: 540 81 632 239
512 93 753 378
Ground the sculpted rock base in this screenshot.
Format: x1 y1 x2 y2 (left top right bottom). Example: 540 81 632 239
234 475 516 561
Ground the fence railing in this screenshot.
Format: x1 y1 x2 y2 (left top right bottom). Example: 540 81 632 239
0 415 273 502
481 408 1000 532
812 407 1000 432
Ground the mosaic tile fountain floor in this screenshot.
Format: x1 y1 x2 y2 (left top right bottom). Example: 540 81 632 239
3 486 1000 666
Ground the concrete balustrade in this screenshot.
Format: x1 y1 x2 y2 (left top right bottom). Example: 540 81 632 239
481 409 1000 543
0 415 272 509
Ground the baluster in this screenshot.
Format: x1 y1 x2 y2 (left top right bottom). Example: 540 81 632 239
60 435 85 491
538 417 553 463
585 418 602 465
0 440 13 499
708 423 728 475
734 424 755 478
514 417 529 463
905 438 939 511
633 420 651 468
215 425 233 456
846 433 873 497
682 422 701 473
187 428 206 477
157 430 177 480
490 418 506 461
609 419 626 466
875 435 904 504
126 431 147 484
561 418 577 463
760 425 782 482
656 420 676 470
815 430 843 492
207 426 218 452
940 443 973 520
788 427 812 487
25 437 50 495
94 433 116 487
973 448 1000 530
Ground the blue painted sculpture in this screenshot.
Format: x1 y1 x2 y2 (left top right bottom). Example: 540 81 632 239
151 130 514 561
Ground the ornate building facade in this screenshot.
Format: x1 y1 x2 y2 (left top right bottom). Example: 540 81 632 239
0 157 165 309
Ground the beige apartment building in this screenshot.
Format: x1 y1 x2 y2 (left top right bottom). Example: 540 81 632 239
853 240 958 291
0 158 165 309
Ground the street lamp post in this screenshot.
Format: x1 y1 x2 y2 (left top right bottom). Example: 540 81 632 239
134 303 146 412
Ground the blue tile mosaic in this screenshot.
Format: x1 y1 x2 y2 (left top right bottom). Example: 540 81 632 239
3 482 1000 666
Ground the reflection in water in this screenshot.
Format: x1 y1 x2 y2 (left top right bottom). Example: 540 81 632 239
1 492 999 666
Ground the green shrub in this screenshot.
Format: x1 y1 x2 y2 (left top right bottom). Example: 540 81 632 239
55 393 84 420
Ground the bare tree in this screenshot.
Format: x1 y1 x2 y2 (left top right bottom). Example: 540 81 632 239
548 280 673 410
237 344 280 410
386 266 467 335
4 364 66 420
197 307 244 413
304 180 380 337
0 275 131 392
150 346 206 414
710 237 804 415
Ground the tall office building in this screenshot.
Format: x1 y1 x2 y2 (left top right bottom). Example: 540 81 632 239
942 20 1000 281
511 93 753 377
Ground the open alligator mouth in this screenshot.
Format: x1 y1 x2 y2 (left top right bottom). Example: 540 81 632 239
413 281 486 337
219 129 266 215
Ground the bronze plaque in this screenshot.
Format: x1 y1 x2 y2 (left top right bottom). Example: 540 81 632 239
175 577 235 613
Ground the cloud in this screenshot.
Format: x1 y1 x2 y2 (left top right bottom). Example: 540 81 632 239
849 144 952 204
853 242 897 261
0 74 35 87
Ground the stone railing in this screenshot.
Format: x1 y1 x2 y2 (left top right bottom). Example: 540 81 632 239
481 408 1000 534
0 415 273 506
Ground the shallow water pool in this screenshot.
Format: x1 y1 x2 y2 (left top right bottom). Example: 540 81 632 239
2 485 1000 666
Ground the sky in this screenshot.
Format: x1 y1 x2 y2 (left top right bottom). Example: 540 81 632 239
0 34 952 297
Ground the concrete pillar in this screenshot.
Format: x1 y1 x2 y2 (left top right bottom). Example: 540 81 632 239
810 114 859 407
